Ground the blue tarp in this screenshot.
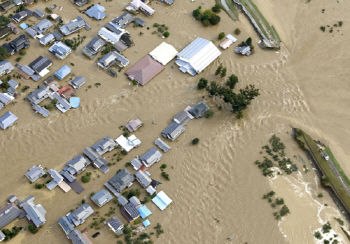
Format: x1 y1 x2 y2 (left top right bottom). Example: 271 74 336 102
55 65 71 80
137 205 152 219
20 23 28 30
143 220 150 227
70 97 80 108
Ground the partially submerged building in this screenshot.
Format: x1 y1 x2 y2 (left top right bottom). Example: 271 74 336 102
69 76 86 89
125 55 164 86
235 45 251 56
46 169 64 191
74 0 90 7
12 9 33 23
140 147 162 167
58 216 75 235
98 27 126 45
68 229 93 244
188 101 210 118
39 33 55 46
55 65 71 80
125 119 142 132
98 51 129 70
0 60 14 77
65 155 91 176
82 37 105 59
0 203 23 229
135 171 151 188
115 134 141 152
83 147 109 174
2 34 30 56
67 203 94 226
127 0 155 17
154 138 171 153
173 110 191 126
0 26 12 39
149 42 178 66
162 122 185 141
25 165 45 182
107 216 124 235
27 56 53 81
20 196 46 227
91 189 113 207
120 202 140 222
0 111 18 130
91 136 117 156
59 16 90 36
49 41 72 60
27 86 50 105
85 4 107 20
152 191 172 210
111 13 134 29
108 168 135 192
176 37 221 76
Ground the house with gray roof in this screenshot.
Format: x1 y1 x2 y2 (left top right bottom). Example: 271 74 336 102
0 26 12 39
65 155 91 176
0 93 14 106
83 147 99 162
52 31 63 41
173 110 191 126
32 104 50 118
111 13 134 28
134 17 146 27
25 165 45 182
91 189 113 207
33 9 45 19
83 147 109 174
12 9 33 23
7 79 18 89
188 101 210 118
60 171 76 183
108 168 135 192
49 41 72 60
91 136 117 156
0 0 15 12
27 86 50 105
125 119 142 132
74 0 90 6
82 37 105 59
120 202 140 222
22 200 46 227
135 171 152 188
28 56 53 80
114 40 128 53
8 195 18 203
107 216 124 235
0 111 18 130
58 216 75 235
33 19 53 34
154 138 171 153
69 76 86 89
235 45 251 56
129 196 141 208
39 33 55 46
98 27 126 44
0 60 14 77
162 122 185 141
140 147 162 168
59 16 90 36
98 51 129 70
46 169 63 191
118 195 128 206
52 92 71 113
67 203 94 226
68 229 92 244
0 203 23 229
0 230 5 242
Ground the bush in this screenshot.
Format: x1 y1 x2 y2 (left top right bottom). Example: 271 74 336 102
15 57 21 62
124 226 133 234
318 193 323 198
132 79 138 86
205 111 214 118
28 224 38 234
65 39 73 47
215 64 223 76
123 131 130 137
19 50 26 56
81 175 90 183
45 7 52 14
163 31 170 38
210 15 221 25
234 28 241 35
220 67 227 78
218 32 225 40
90 192 95 197
192 138 199 145
226 74 238 89
203 20 210 27
212 4 221 13
144 196 151 203
160 164 167 169
197 78 208 90
82 199 86 204
314 231 322 239
161 172 170 181
246 37 252 46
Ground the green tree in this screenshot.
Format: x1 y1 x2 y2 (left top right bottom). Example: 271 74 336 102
124 226 133 234
163 31 170 38
192 9 201 19
161 172 170 181
226 74 238 89
210 15 221 25
246 37 252 46
322 222 332 233
203 20 210 27
234 28 241 35
65 39 73 47
197 78 208 90
144 196 151 203
19 50 26 56
81 175 90 183
215 64 223 75
212 4 222 13
220 67 227 78
218 32 225 40
0 46 9 61
314 231 322 239
205 110 214 118
236 110 243 119
192 138 199 145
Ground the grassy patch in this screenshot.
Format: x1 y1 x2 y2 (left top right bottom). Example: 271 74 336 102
214 0 239 21
296 132 350 211
325 147 350 187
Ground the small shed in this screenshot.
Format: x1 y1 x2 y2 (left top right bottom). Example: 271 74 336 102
143 219 150 227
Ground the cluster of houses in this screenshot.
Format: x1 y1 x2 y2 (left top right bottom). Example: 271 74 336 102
0 0 34 13
0 194 46 242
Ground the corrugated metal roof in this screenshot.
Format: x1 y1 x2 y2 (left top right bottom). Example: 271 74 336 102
149 42 178 66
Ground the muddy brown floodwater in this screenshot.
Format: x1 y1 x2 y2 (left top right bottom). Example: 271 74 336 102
1 0 350 243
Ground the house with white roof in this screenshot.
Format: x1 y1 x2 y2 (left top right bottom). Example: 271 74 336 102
149 42 178 66
175 37 221 76
115 134 141 152
127 0 155 17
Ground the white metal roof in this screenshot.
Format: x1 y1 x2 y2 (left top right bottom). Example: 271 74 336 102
226 34 237 42
149 42 178 66
176 37 221 75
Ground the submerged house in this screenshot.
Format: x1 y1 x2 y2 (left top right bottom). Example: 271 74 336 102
20 197 46 227
108 168 135 192
85 4 107 20
46 169 64 191
0 60 14 77
176 37 221 76
235 45 251 56
58 216 75 235
68 229 93 244
173 110 191 126
91 136 117 156
82 37 105 59
54 65 71 80
27 86 50 105
74 0 90 7
27 56 53 80
91 189 113 207
188 101 210 118
107 216 124 235
135 171 151 188
154 138 171 153
97 51 129 70
111 13 134 29
125 55 164 86
120 202 140 222
83 147 109 174
98 27 126 45
12 9 33 23
161 122 185 141
125 119 142 132
39 33 55 46
67 203 94 226
149 42 178 66
65 155 91 176
52 92 71 113
49 41 72 60
115 134 141 152
25 165 46 183
69 76 86 89
59 16 90 36
0 203 22 229
2 35 30 56
140 147 162 168
0 26 12 39
127 0 155 17
0 1 15 12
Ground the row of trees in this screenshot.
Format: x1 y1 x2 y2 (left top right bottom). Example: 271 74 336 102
193 7 221 26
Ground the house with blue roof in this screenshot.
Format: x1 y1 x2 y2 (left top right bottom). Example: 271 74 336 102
58 216 75 235
85 4 107 20
137 205 152 219
55 65 71 80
